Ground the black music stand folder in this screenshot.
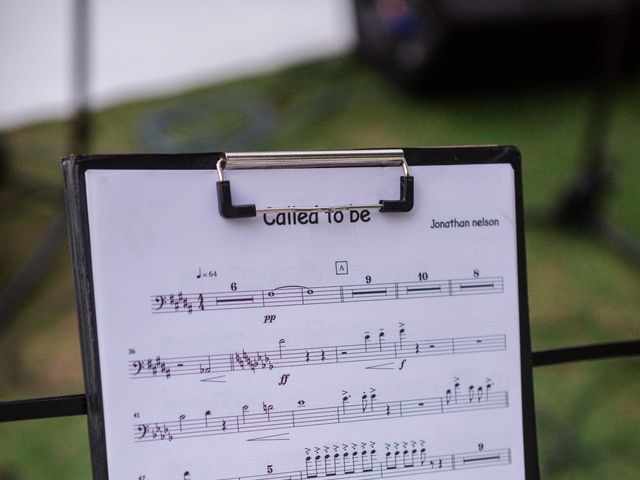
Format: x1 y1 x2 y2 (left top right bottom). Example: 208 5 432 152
63 147 539 480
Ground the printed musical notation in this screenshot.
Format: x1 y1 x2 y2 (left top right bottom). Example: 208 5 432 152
129 332 506 380
151 276 504 314
211 441 511 480
86 163 529 480
134 380 507 443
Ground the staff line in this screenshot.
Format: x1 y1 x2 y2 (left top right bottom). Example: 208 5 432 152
133 390 508 443
203 447 511 480
129 334 506 380
150 276 504 315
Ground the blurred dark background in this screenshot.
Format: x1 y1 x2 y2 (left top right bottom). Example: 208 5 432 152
355 0 640 89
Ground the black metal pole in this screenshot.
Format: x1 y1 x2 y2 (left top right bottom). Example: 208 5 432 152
0 1 91 327
550 10 640 267
552 13 622 229
72 0 90 153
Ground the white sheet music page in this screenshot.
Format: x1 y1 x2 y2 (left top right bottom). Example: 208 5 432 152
84 163 525 480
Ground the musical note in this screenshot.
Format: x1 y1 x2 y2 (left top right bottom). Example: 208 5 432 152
129 332 506 380
361 446 374 473
242 405 249 424
151 275 504 314
263 402 274 421
133 381 508 443
445 378 460 406
343 449 355 474
341 391 350 415
199 355 212 374
361 388 376 413
403 443 415 468
385 449 396 470
305 453 318 479
324 451 337 477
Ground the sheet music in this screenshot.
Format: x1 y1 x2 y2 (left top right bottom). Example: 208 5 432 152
84 163 526 479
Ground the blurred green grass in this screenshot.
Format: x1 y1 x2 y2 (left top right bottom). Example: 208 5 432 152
0 56 639 479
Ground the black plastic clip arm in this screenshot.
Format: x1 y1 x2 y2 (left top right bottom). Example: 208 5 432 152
216 180 257 218
379 175 414 212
